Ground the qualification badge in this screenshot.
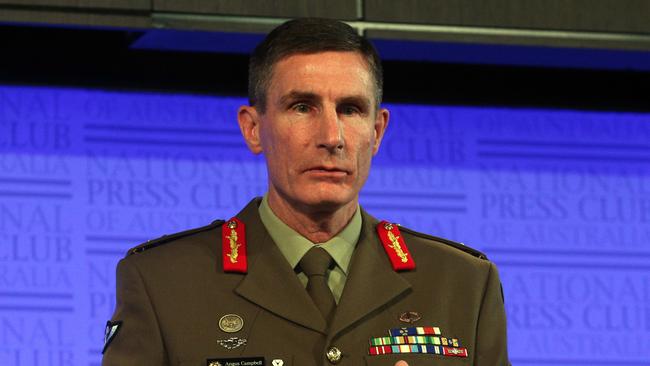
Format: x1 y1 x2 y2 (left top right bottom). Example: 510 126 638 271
399 311 421 324
219 314 244 333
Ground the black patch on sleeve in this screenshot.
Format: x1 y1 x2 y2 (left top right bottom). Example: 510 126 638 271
102 320 122 354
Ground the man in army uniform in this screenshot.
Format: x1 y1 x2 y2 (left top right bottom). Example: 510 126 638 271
102 18 510 366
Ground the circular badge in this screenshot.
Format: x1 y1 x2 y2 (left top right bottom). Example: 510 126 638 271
219 314 244 333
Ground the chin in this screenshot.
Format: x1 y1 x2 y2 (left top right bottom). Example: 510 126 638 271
300 188 357 211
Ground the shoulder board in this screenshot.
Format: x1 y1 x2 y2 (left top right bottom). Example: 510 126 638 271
397 225 488 260
127 219 225 256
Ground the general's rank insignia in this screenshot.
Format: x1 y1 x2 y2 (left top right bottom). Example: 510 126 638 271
376 221 415 271
102 320 122 354
222 217 247 273
368 325 468 358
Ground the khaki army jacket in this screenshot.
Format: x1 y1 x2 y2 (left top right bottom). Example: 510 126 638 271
102 198 510 366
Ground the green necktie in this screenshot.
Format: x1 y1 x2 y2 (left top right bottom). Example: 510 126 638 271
299 246 336 323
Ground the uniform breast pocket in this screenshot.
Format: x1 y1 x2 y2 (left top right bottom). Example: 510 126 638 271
365 354 469 365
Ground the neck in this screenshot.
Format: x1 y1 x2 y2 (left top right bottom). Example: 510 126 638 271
267 191 357 243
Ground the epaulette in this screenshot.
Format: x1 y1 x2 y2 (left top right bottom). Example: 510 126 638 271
127 219 225 256
397 225 488 260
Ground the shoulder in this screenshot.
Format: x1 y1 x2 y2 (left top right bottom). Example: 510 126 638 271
125 219 225 257
397 224 488 261
392 224 497 284
361 208 489 263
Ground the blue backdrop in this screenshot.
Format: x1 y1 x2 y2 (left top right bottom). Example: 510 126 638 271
1 85 649 366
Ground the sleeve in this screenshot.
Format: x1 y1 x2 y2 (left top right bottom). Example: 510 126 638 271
102 257 169 366
475 261 511 366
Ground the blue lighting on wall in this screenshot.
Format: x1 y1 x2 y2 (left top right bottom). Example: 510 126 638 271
1 85 649 365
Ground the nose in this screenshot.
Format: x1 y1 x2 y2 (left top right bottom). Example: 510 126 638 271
317 106 344 152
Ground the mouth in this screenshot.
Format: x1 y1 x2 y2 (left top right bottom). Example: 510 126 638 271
305 166 350 177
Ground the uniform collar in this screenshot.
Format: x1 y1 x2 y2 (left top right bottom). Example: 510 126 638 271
232 197 412 336
258 194 361 275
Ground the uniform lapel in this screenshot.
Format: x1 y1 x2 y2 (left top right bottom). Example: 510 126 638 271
328 209 412 338
233 199 328 334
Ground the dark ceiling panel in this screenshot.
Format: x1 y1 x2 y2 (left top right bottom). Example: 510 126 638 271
154 0 359 20
151 13 280 33
0 0 150 10
365 0 650 33
365 29 650 51
0 8 150 28
2 24 650 112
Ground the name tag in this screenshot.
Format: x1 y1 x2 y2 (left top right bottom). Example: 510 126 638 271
207 357 265 366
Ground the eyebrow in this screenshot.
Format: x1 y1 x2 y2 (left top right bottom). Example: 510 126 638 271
278 90 321 106
337 95 371 111
278 90 372 110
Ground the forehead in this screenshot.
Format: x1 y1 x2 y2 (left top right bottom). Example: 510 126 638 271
267 51 374 100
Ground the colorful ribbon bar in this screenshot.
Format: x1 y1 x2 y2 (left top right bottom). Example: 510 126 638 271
370 335 459 347
369 345 442 355
368 345 468 358
388 326 442 337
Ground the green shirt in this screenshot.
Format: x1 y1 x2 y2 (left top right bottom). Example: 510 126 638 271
258 195 361 303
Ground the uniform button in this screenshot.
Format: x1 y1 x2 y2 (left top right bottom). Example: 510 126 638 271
326 346 342 364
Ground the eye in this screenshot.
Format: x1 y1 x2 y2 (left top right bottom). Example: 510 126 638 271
339 105 361 116
292 103 311 113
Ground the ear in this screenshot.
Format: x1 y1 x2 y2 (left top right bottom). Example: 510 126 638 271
372 107 389 155
237 105 263 154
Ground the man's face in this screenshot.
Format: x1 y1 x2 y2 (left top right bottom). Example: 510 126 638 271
238 51 389 212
